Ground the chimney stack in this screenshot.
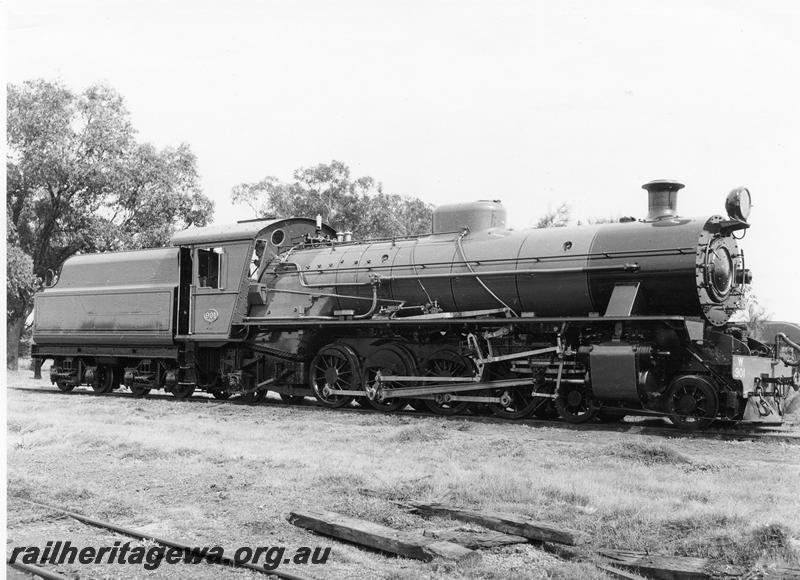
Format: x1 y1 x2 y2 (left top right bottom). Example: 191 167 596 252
642 179 684 220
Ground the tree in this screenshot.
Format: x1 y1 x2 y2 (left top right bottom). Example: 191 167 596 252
578 216 620 225
6 236 39 365
535 202 571 228
731 285 771 340
231 161 432 239
6 80 214 369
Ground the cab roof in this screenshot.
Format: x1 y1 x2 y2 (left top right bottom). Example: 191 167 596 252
170 218 289 246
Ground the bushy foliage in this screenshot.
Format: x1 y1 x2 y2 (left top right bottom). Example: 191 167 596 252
232 160 432 239
730 285 770 340
6 79 214 367
535 202 571 228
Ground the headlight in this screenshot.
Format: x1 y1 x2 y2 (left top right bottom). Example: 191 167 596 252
726 187 751 221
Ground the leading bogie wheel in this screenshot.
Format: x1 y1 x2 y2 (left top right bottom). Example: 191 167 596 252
665 375 719 431
309 343 359 408
362 344 416 412
555 381 599 424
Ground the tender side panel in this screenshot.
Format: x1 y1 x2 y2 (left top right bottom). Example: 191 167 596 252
33 247 180 346
33 285 176 345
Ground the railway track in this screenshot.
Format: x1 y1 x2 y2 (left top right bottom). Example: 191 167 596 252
7 499 311 580
10 386 800 444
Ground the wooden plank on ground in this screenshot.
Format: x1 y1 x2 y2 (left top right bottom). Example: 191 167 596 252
597 563 651 580
406 501 588 546
540 542 584 561
599 549 710 580
760 566 800 579
422 528 529 549
287 509 479 563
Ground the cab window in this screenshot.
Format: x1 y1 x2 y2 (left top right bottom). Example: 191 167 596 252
249 239 267 279
198 248 223 288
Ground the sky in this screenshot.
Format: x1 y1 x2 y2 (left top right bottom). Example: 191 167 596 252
6 0 800 322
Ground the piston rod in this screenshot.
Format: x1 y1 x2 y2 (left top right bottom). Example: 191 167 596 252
373 377 535 400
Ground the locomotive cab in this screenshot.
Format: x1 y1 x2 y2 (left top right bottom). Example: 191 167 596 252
170 217 336 342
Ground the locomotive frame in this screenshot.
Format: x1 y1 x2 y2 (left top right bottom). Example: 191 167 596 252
32 180 799 430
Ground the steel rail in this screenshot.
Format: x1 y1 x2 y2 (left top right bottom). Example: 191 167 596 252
7 560 74 580
17 499 311 580
9 387 798 443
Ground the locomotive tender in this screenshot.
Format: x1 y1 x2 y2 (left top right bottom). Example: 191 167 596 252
32 180 799 430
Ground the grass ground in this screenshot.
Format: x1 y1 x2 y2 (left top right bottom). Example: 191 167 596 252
6 366 800 579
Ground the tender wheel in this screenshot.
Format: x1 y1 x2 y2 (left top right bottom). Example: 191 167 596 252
422 349 472 416
363 344 416 412
665 375 719 431
309 343 359 408
92 365 116 394
130 385 151 397
171 384 195 399
55 381 75 393
110 367 123 391
241 389 268 404
280 394 305 405
555 382 599 423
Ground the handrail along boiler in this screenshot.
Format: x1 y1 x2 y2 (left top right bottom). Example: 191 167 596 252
32 180 799 429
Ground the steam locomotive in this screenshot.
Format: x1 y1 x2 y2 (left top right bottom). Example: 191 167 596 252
32 180 799 430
